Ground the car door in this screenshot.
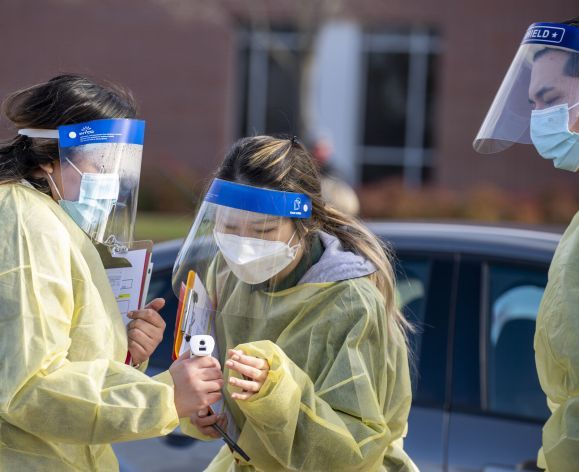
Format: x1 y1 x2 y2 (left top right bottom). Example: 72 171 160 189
395 252 456 472
446 257 550 472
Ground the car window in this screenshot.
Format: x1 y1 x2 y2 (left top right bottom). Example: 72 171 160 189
484 264 550 421
396 258 430 373
395 255 453 407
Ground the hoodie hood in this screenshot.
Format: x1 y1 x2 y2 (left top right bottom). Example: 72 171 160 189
299 231 376 284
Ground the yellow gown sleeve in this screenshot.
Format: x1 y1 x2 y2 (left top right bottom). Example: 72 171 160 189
535 231 579 471
0 195 179 445
541 395 579 471
230 295 411 471
136 360 149 372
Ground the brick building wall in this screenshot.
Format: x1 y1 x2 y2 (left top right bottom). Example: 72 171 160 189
0 0 577 210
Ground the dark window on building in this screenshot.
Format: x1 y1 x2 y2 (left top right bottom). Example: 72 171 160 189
359 28 440 187
237 30 301 137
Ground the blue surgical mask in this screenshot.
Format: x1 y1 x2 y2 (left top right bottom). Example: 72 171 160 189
530 102 579 172
49 160 120 236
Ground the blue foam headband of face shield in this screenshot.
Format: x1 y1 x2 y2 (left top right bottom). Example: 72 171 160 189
18 119 146 147
58 119 145 147
204 178 312 219
522 22 579 52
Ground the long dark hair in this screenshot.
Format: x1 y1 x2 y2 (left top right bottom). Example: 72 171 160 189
0 74 137 190
216 135 412 344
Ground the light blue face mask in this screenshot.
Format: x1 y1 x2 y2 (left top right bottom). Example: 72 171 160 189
49 159 120 236
530 102 579 172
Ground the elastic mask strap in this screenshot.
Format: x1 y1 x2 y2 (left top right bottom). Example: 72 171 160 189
287 229 298 246
569 102 579 111
18 128 59 139
66 157 107 175
65 158 83 176
45 172 64 200
287 229 302 252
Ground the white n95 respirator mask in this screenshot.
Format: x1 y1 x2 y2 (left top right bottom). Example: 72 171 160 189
214 230 300 285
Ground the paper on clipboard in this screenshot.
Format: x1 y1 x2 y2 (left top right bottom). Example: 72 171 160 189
141 261 154 307
173 271 215 359
105 241 153 326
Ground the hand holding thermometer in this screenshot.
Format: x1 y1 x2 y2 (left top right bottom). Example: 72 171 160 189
189 335 251 462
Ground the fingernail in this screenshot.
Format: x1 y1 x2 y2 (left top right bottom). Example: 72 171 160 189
225 360 233 367
229 377 235 384
232 355 239 361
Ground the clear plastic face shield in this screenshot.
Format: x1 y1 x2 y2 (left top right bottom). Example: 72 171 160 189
171 180 394 448
474 23 579 165
172 178 312 308
20 119 145 245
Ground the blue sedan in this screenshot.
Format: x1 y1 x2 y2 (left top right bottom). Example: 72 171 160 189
114 222 560 472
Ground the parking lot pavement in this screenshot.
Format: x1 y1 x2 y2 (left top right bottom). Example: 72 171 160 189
113 437 225 472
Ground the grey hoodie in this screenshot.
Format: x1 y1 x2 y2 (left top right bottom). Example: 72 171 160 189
299 231 377 285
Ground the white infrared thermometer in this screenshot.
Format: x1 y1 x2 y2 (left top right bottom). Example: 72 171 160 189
188 334 251 461
189 334 215 358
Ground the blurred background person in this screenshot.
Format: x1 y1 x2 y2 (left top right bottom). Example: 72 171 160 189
309 132 361 216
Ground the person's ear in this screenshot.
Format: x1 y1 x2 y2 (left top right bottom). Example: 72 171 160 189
30 161 55 179
38 162 55 175
37 160 63 201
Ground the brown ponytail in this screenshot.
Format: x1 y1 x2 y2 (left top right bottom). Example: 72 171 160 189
318 203 412 335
